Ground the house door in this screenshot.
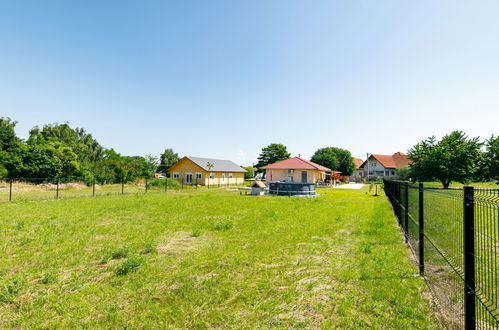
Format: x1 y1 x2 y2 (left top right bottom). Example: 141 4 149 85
301 171 307 182
186 173 192 184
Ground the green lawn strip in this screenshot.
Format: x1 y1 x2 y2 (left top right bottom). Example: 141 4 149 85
1 188 438 328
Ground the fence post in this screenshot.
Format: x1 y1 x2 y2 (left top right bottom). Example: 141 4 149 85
463 186 476 329
122 180 124 194
404 182 409 242
418 182 424 276
165 178 168 192
92 180 96 197
182 178 184 190
145 177 148 193
9 178 13 201
196 178 198 189
56 179 59 200
218 177 220 187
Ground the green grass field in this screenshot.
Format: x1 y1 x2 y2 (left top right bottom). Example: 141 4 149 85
422 181 498 189
0 188 439 328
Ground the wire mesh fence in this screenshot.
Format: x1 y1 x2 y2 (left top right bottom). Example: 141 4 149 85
384 179 498 329
0 177 248 203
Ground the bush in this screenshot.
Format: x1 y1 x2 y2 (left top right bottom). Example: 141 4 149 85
146 178 181 190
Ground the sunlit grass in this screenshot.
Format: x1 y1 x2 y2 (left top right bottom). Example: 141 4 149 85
0 188 439 328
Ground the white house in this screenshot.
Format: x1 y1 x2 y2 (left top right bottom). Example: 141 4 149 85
359 152 410 179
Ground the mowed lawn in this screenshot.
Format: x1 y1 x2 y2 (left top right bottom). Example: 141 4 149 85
0 188 438 328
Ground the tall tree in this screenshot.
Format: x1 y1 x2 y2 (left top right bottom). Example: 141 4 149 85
408 131 482 188
483 135 499 181
8 138 79 179
256 143 290 168
0 117 21 177
310 147 355 175
0 117 20 153
157 148 180 173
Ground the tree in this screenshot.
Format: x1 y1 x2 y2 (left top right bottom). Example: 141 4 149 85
28 123 104 180
157 148 180 173
8 138 79 179
241 165 255 179
482 135 499 182
408 131 482 188
256 144 290 168
0 117 20 153
310 147 355 175
142 155 159 177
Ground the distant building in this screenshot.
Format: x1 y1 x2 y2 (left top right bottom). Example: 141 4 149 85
260 156 339 184
350 157 365 179
168 156 246 185
359 152 410 178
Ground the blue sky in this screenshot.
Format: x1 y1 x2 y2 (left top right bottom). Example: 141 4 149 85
1 1 498 165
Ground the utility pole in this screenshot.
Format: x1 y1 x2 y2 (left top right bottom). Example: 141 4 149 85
366 153 369 180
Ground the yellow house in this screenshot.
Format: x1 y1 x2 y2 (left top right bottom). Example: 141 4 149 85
168 156 246 185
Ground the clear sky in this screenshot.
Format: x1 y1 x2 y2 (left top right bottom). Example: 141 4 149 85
1 1 498 165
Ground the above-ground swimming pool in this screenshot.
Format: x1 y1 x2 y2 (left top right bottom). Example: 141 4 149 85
268 182 316 196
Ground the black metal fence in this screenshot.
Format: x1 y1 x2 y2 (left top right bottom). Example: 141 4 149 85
0 177 246 203
383 179 498 329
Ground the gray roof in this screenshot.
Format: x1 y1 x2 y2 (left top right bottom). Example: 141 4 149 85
187 156 246 173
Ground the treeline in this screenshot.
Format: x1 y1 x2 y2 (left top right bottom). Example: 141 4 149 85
407 131 498 188
0 118 180 183
255 143 355 175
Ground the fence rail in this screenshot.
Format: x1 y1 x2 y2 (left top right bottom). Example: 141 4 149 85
0 177 248 203
384 179 499 329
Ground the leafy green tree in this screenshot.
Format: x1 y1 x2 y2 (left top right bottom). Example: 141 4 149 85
29 123 104 180
9 138 79 179
142 155 159 177
310 147 355 175
408 131 482 188
241 166 255 179
157 148 180 173
256 143 290 168
0 117 20 153
395 166 411 180
482 135 499 182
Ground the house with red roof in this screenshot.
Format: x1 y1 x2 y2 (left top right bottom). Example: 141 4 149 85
349 157 366 181
359 152 410 178
260 156 339 184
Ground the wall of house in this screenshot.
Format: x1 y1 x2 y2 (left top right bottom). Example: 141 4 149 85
265 169 321 183
169 158 245 185
203 172 245 186
362 158 396 177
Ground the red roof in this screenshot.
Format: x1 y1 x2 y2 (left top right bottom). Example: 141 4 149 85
260 157 333 171
360 152 410 169
353 157 364 169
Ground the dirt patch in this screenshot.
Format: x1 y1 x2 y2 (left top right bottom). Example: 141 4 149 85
157 231 206 255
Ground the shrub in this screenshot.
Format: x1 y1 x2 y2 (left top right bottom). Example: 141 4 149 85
191 228 202 237
146 178 181 190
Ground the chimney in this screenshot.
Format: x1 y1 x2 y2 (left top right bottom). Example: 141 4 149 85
298 153 301 158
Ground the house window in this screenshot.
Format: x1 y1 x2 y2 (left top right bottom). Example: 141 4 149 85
195 173 202 180
228 173 233 179
210 172 215 179
173 172 179 179
222 173 225 181
288 169 294 174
